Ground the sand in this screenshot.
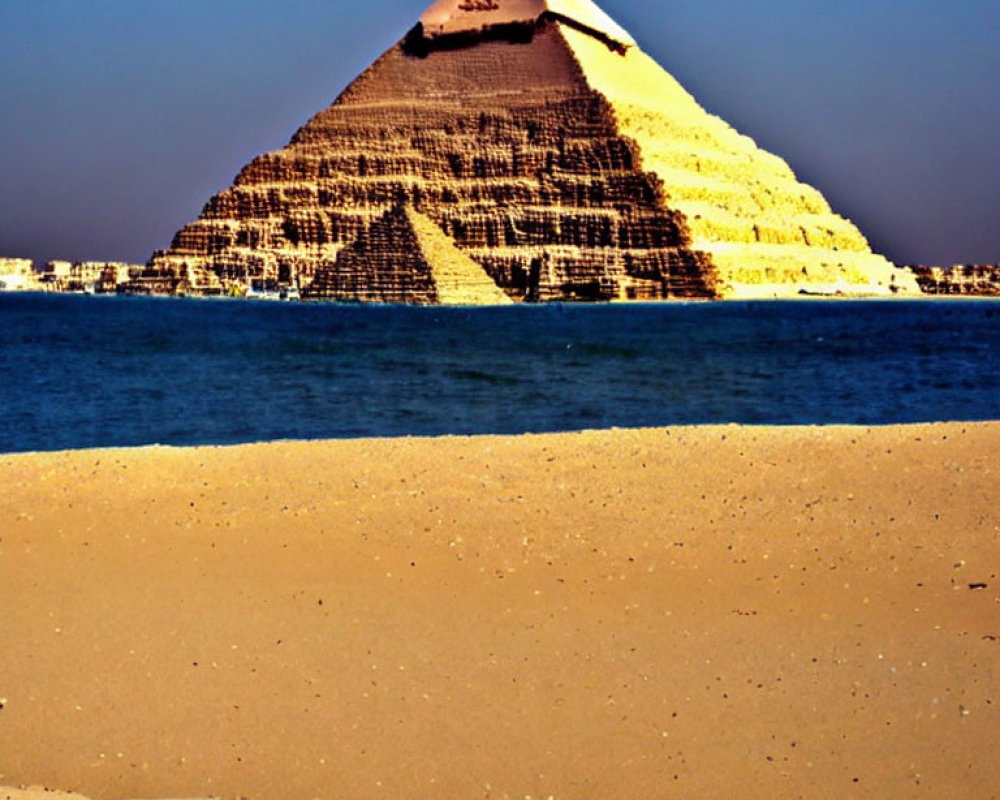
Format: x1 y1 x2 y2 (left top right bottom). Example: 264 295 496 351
1 424 997 800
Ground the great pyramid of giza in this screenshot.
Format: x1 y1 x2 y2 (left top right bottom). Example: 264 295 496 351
128 0 918 301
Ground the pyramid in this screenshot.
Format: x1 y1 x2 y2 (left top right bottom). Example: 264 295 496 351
134 0 918 302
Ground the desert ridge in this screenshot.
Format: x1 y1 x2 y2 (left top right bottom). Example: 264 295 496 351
1 424 998 800
1 790 209 800
2 790 91 800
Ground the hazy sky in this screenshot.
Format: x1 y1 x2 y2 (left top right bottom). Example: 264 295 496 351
2 0 997 267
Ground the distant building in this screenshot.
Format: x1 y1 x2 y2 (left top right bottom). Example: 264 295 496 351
95 263 142 293
38 260 74 291
31 260 143 293
0 258 38 291
1 258 146 293
910 264 1000 296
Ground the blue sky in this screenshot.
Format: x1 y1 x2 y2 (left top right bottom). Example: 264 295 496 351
1 0 997 266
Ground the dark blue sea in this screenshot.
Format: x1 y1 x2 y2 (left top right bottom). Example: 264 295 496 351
0 293 998 453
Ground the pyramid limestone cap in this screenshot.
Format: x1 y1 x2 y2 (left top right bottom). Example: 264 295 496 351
419 0 636 47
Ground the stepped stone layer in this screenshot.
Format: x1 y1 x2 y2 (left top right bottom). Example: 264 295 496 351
138 0 916 302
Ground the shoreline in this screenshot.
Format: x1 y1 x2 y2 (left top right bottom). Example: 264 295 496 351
4 287 1000 304
2 417 999 460
3 423 998 799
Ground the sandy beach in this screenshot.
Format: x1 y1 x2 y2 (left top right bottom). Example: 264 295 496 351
1 424 997 800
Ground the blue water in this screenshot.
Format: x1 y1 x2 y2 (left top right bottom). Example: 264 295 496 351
0 293 997 453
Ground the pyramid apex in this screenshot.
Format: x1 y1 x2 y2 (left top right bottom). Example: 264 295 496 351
418 0 636 48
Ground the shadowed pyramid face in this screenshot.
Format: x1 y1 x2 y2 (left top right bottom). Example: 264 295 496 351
134 0 916 302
